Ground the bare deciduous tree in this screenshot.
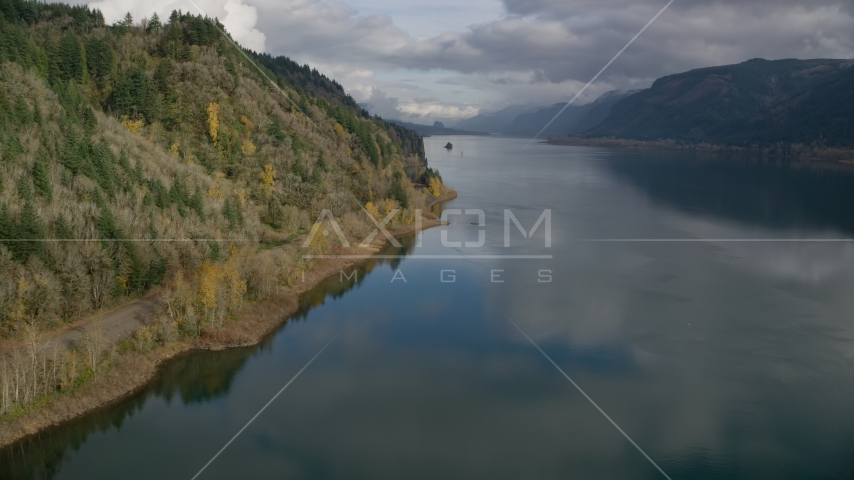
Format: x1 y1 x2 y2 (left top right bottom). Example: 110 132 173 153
79 326 104 373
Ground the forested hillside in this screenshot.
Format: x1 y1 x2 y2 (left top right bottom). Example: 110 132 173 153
250 53 426 160
585 58 854 147
0 0 441 337
736 65 854 146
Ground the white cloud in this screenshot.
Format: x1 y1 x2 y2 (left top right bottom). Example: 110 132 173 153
360 87 480 123
77 0 854 122
86 0 267 52
248 0 854 120
221 0 265 52
398 102 480 120
361 88 402 120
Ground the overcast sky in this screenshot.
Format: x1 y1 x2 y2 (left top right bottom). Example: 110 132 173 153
83 0 854 124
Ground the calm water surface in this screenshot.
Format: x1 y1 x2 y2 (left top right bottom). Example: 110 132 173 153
4 137 854 479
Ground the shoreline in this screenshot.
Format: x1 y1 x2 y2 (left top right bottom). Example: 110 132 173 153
0 191 458 449
546 136 854 164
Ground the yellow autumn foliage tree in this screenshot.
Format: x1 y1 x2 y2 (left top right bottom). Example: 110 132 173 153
383 199 399 217
120 115 143 135
208 171 225 199
308 223 330 257
207 102 220 146
197 259 220 326
239 114 254 130
241 139 256 156
428 176 443 197
365 201 380 220
259 164 276 193
399 207 415 225
221 258 247 315
333 123 345 137
116 275 128 295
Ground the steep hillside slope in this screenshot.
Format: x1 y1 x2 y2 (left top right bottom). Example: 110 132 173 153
587 58 854 145
0 0 441 337
250 52 426 159
569 90 637 134
503 102 594 136
733 65 854 146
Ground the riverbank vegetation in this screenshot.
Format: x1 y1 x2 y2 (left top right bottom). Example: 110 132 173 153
0 0 446 421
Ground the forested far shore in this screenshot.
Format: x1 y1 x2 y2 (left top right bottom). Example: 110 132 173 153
547 135 854 163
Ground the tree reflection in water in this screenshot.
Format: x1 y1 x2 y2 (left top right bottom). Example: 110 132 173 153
0 233 418 480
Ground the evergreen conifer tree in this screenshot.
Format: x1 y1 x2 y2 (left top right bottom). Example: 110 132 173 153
147 12 162 32
84 36 115 86
310 165 322 185
13 94 30 123
31 155 51 200
292 158 305 181
16 173 31 200
51 31 84 83
0 204 13 244
190 189 205 221
17 200 44 260
54 214 71 239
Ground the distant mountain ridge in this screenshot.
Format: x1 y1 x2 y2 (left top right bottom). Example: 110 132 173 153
451 91 634 136
502 102 592 136
586 58 854 147
571 90 642 134
387 119 489 137
451 104 537 133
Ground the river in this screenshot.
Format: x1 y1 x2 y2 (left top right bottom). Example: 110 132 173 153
3 136 854 479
